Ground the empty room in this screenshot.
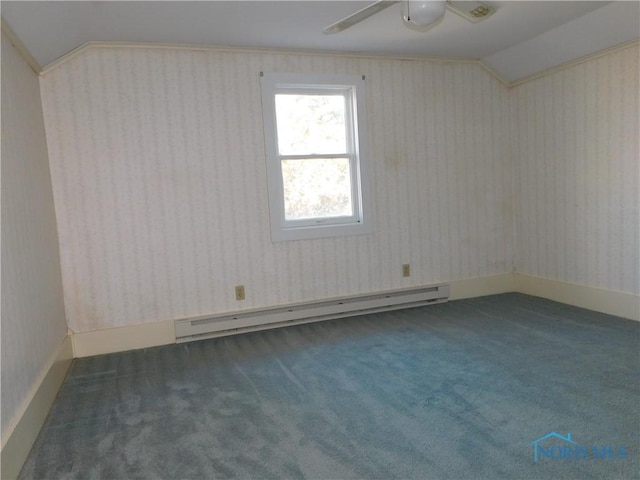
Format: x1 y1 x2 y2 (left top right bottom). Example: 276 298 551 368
2 1 639 479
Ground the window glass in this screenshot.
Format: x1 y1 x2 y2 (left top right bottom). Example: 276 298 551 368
282 158 353 220
275 94 347 155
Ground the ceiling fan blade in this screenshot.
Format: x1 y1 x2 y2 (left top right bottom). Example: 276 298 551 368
323 1 400 34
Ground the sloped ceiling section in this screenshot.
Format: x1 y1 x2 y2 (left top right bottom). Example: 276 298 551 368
1 1 639 84
483 1 640 83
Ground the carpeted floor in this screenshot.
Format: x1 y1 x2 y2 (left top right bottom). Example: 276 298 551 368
19 293 639 479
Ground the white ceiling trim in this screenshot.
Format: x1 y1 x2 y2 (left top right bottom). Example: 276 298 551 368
3 21 637 89
507 38 639 88
0 18 41 74
37 39 639 89
38 40 479 76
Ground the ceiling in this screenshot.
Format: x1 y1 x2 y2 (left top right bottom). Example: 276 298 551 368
2 1 639 83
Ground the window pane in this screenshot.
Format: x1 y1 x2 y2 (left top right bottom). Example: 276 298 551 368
275 94 347 155
282 158 353 220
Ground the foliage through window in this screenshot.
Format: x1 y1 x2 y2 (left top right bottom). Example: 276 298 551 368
261 73 371 241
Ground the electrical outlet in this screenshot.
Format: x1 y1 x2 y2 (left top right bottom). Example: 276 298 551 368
235 285 245 301
402 264 410 277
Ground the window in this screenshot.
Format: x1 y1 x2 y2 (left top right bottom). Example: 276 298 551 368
261 73 371 241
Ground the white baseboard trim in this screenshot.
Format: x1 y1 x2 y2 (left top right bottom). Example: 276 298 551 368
69 273 638 358
1 335 73 480
448 273 515 300
515 274 640 321
71 319 176 358
71 276 518 357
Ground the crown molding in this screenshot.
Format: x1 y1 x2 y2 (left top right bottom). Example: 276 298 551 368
505 37 640 88
34 37 640 88
475 60 510 87
0 18 41 74
39 40 487 76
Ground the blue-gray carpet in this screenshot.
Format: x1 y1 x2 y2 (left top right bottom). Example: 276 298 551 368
19 293 639 479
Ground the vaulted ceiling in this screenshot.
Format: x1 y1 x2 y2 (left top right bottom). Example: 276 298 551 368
2 1 639 83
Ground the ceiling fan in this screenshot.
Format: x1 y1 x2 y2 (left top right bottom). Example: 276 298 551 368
323 0 496 34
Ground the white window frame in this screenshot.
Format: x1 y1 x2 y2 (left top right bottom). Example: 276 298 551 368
260 72 372 242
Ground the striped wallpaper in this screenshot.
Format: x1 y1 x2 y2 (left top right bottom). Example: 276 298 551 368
1 31 67 436
512 44 639 295
39 47 513 333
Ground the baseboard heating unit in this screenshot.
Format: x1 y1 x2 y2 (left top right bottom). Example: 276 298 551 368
175 284 449 343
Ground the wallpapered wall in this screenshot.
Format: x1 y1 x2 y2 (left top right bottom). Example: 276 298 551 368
39 47 513 333
513 44 639 295
1 31 67 436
